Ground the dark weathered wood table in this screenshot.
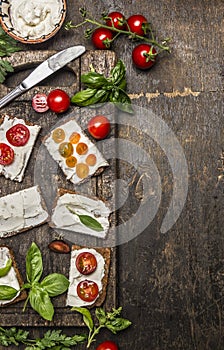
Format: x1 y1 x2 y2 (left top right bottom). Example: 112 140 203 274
0 0 223 349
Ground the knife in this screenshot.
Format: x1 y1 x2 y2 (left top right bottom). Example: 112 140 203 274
0 45 86 109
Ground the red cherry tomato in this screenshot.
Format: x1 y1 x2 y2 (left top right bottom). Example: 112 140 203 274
76 252 97 275
132 44 157 70
96 341 119 350
6 124 30 147
77 280 99 302
0 143 14 165
87 115 111 140
127 14 148 36
106 11 126 30
91 27 113 49
47 89 70 113
32 93 49 113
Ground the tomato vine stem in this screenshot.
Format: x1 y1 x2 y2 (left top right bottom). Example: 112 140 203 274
64 12 171 53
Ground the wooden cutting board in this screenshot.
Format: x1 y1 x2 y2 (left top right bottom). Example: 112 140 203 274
0 50 117 327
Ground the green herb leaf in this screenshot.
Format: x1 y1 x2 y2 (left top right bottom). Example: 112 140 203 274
110 59 126 86
105 317 132 334
0 285 19 300
112 89 134 114
29 286 54 321
95 307 107 325
0 327 29 347
67 206 104 232
0 258 12 277
81 71 109 88
40 273 69 297
26 242 43 284
71 307 94 332
71 88 98 105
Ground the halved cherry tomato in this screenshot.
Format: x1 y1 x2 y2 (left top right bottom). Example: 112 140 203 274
66 155 77 168
127 14 148 36
87 115 110 140
76 142 88 155
106 11 126 30
85 154 97 166
59 142 73 158
77 280 99 302
6 124 30 147
76 163 89 179
91 27 113 49
96 341 119 350
47 89 70 113
52 128 65 143
32 93 49 113
76 252 97 275
0 143 14 165
69 132 81 144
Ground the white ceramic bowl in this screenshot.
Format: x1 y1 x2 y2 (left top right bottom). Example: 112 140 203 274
0 0 67 44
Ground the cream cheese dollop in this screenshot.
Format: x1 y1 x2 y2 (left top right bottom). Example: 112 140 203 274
9 0 63 38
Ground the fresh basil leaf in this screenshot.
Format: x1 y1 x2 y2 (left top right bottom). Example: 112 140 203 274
118 77 127 90
0 285 19 300
67 206 104 232
110 60 126 86
26 242 43 284
0 258 12 277
71 307 94 332
81 72 109 88
29 286 54 321
78 89 107 107
114 89 134 114
71 88 97 105
106 317 132 334
40 273 69 297
95 307 106 325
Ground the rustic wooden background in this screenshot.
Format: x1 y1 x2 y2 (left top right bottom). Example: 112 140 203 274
0 0 224 349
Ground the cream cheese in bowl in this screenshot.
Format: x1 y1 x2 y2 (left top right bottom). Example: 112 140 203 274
0 0 66 43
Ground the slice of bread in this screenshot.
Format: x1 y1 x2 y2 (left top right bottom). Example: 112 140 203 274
67 244 111 307
0 114 41 182
0 246 27 306
0 185 49 238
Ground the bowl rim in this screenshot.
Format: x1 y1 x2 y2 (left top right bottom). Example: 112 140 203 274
0 0 67 44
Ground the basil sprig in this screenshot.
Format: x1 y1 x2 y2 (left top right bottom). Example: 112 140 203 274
0 243 69 321
73 306 132 348
67 206 104 232
71 60 134 114
0 258 12 277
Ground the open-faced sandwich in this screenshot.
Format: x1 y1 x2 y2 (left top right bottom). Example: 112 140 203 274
0 114 41 182
0 246 26 306
66 245 111 307
50 189 110 239
0 185 48 238
43 119 108 184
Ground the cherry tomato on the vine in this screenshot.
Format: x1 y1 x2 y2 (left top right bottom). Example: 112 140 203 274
0 143 14 166
77 280 99 302
91 27 113 49
47 89 70 113
96 341 119 350
87 115 111 140
106 11 126 30
6 124 30 147
132 44 157 70
127 14 148 36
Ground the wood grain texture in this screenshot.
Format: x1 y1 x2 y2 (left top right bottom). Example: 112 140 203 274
0 0 223 349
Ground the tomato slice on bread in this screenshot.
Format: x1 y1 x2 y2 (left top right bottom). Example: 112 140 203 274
76 252 98 275
77 279 99 302
6 124 30 147
0 143 14 165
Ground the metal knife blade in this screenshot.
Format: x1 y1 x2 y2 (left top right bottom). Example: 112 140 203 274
0 45 86 109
